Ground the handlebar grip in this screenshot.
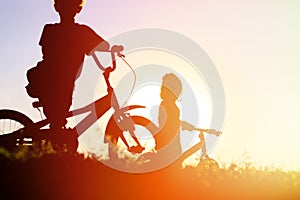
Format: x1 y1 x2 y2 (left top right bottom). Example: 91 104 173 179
111 45 124 57
91 45 124 72
113 45 124 52
206 129 222 136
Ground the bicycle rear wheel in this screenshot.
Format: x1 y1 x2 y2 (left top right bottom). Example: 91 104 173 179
0 109 35 150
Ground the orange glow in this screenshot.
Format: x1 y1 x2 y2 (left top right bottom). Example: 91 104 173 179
1 150 300 199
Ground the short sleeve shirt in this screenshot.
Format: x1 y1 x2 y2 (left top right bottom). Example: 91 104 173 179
39 23 105 81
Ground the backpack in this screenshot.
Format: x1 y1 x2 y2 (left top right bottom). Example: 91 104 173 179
25 62 49 98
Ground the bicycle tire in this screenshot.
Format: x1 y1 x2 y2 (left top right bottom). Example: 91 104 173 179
0 109 35 149
131 115 158 134
130 115 158 152
105 115 158 160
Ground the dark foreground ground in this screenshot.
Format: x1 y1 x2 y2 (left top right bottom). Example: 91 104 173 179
0 149 299 200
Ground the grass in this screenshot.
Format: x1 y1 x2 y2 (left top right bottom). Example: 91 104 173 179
0 146 299 200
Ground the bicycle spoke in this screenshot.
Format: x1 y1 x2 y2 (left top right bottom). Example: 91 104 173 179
2 119 5 132
13 120 17 130
0 110 34 141
15 123 22 130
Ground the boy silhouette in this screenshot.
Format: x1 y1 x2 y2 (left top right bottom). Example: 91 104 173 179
27 0 122 131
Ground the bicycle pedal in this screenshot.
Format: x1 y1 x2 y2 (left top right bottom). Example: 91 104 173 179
32 101 43 108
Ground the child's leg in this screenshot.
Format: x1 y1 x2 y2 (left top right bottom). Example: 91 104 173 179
41 87 72 130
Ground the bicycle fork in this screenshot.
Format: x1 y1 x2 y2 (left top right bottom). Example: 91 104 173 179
114 112 142 149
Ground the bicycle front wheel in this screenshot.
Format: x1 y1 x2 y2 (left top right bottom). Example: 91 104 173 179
126 115 158 152
0 109 35 149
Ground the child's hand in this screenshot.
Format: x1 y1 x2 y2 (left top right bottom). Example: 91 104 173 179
111 45 124 53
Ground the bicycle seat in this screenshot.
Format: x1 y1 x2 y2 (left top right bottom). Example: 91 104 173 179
32 101 43 108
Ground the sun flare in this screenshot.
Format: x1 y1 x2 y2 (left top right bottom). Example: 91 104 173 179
73 49 215 164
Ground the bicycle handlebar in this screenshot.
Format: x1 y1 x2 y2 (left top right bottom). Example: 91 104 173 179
91 45 124 72
181 121 222 136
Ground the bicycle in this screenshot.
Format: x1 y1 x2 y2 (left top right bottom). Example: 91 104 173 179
179 121 222 168
0 48 222 170
136 121 222 170
0 48 157 154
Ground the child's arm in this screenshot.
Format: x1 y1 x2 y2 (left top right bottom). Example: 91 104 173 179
92 40 110 52
89 42 123 54
181 121 196 131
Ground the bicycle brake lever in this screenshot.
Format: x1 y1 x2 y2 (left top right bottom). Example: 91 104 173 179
117 52 125 58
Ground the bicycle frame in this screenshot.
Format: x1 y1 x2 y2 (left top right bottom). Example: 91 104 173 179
31 50 145 148
177 128 222 163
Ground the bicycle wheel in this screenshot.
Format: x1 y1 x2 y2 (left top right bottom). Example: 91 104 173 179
105 115 158 160
197 157 220 176
0 109 35 149
130 115 158 152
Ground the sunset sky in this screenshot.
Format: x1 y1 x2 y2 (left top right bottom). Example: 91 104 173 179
1 1 300 171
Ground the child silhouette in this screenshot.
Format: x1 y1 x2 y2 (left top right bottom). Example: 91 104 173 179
154 73 183 160
26 0 122 131
136 73 204 168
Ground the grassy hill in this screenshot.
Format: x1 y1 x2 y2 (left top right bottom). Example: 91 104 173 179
0 148 299 200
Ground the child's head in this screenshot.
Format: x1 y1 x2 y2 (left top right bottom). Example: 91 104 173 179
160 73 182 101
53 0 85 16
